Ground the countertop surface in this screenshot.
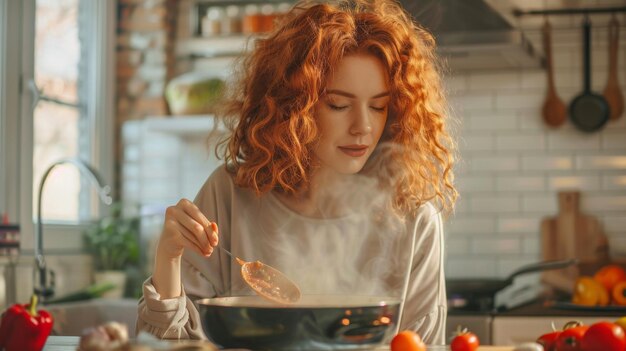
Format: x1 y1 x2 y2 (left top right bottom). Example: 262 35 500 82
44 336 516 351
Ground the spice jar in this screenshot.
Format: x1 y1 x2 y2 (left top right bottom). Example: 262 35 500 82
222 5 243 35
242 4 262 34
201 7 224 37
260 4 276 33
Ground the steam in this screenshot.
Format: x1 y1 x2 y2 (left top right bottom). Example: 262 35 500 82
229 142 416 300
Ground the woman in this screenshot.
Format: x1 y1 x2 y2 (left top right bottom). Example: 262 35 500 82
137 0 457 345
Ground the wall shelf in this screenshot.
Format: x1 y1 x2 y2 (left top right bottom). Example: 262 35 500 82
141 115 226 137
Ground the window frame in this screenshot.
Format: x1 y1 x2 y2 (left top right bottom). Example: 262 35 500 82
0 0 116 253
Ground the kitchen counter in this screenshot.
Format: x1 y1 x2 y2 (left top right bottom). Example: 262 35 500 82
449 299 626 317
44 336 516 350
500 300 626 317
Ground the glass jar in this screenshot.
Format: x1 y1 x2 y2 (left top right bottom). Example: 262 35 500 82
260 4 275 33
201 7 224 37
242 4 262 34
222 5 243 35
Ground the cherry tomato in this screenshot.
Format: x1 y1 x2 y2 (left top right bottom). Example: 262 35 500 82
555 325 589 351
390 330 425 351
536 330 561 351
615 316 626 332
451 331 480 351
581 321 626 351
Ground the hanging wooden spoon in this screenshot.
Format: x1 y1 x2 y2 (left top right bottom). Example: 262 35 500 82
541 18 567 128
603 16 623 121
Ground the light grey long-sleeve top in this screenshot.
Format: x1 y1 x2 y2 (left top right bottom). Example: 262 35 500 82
137 165 447 345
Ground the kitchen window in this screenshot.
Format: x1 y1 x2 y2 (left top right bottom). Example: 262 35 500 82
0 0 115 251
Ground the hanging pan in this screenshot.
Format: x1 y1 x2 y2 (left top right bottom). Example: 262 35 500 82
569 16 610 132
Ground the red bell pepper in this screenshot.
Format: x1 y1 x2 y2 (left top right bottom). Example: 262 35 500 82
0 294 53 351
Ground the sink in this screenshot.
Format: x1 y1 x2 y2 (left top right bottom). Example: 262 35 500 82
45 298 138 337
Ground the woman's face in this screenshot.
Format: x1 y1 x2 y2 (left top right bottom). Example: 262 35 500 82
313 54 390 175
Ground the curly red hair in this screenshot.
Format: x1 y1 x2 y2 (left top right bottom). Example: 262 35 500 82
218 0 457 216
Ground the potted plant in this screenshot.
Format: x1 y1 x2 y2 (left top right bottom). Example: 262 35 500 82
83 203 140 299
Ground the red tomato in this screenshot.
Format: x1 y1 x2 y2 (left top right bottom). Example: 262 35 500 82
581 321 626 351
555 325 589 351
390 330 426 351
536 330 561 351
450 331 480 351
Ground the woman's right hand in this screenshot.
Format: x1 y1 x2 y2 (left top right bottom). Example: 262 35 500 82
156 198 219 261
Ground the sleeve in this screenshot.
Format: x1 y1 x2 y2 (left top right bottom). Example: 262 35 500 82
135 277 207 340
135 166 232 340
398 203 447 345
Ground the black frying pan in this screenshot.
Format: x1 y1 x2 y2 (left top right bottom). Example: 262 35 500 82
447 259 577 311
197 295 401 350
570 17 610 132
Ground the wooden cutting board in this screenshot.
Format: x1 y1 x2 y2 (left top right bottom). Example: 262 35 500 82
541 191 610 293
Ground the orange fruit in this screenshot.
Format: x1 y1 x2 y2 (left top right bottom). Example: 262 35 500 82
594 264 626 292
573 276 609 306
390 330 426 351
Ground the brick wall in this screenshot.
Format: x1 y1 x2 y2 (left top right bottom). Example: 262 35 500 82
116 0 178 120
445 25 626 278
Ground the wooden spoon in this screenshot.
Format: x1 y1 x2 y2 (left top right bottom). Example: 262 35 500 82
214 225 301 305
603 16 623 121
541 19 567 128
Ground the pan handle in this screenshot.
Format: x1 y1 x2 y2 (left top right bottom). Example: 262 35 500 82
503 259 579 286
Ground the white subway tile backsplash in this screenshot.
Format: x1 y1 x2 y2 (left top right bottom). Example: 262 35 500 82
450 92 495 111
123 163 140 179
576 156 626 170
472 237 521 255
522 195 559 213
470 195 520 213
603 175 626 190
453 197 470 214
548 175 601 191
608 235 626 257
496 134 545 151
495 92 543 110
467 115 517 131
497 217 541 233
122 120 141 140
602 132 626 149
548 132 601 151
518 109 546 131
445 238 470 255
460 134 495 152
124 144 141 161
496 176 545 192
140 160 179 179
520 71 545 90
603 216 626 233
583 195 626 212
457 175 495 192
446 216 496 234
468 72 521 91
497 257 542 277
141 134 180 157
446 258 498 278
444 75 467 93
523 237 540 255
522 155 574 171
471 156 520 172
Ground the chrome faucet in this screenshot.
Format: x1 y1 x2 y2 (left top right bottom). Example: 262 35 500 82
35 157 113 302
